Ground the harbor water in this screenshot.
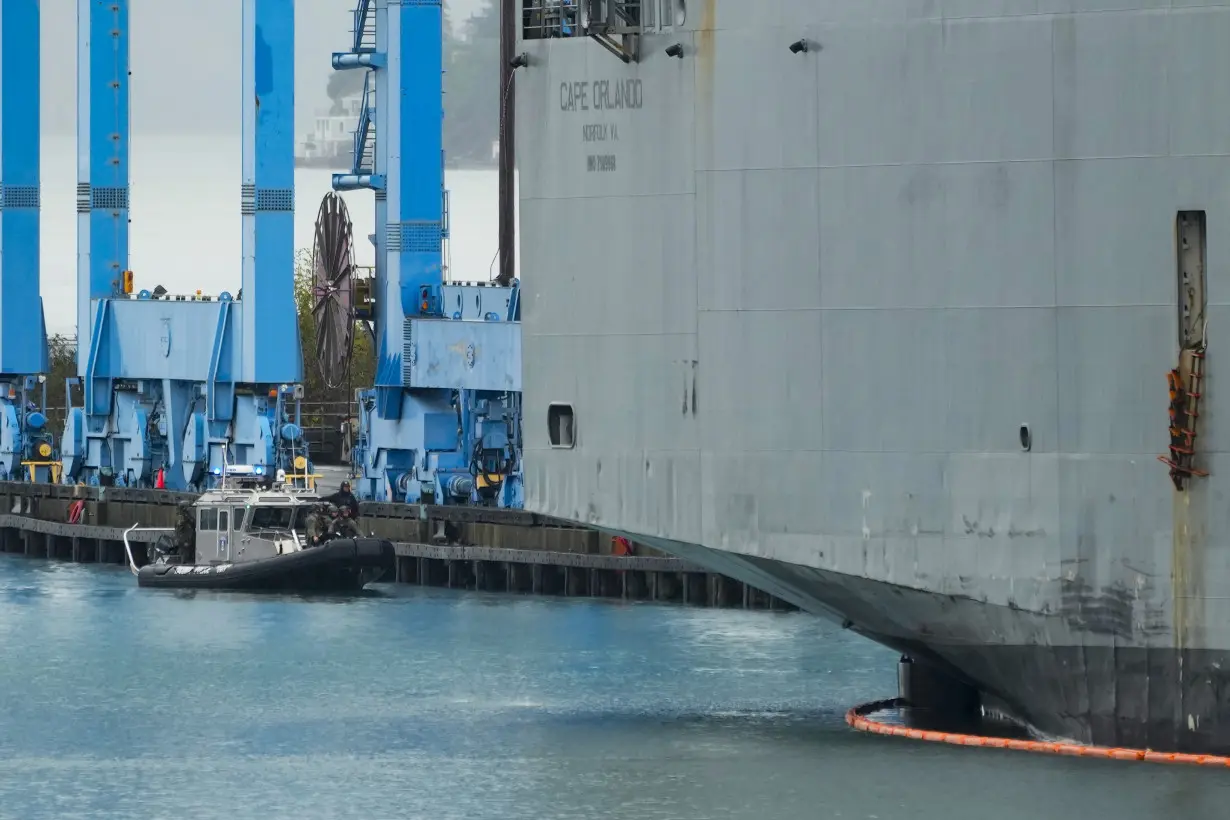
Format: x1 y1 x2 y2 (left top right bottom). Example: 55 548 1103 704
1 554 1227 819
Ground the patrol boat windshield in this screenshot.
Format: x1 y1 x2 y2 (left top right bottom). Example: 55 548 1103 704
245 505 311 536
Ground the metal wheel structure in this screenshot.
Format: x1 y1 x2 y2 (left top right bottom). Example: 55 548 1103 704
311 193 358 390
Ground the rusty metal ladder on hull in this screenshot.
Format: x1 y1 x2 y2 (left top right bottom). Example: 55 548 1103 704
1160 348 1208 489
1160 211 1210 491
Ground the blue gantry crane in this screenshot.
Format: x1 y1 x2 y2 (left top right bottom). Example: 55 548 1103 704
61 0 313 490
0 0 57 483
322 0 523 507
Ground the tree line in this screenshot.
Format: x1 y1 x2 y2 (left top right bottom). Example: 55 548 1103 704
325 0 502 167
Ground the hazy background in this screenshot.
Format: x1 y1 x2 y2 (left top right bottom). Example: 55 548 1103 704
33 0 508 336
39 0 491 139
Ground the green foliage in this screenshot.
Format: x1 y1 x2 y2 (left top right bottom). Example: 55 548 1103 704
44 333 77 430
325 0 501 166
445 0 501 166
293 247 377 415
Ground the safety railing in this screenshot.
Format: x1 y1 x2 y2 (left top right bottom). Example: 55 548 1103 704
299 401 355 467
350 70 376 176
521 1 646 35
522 0 579 39
351 0 376 53
20 460 62 484
283 473 324 491
521 0 644 62
442 186 450 239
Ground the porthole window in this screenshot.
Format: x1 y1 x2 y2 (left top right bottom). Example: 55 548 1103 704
548 403 576 448
675 0 686 27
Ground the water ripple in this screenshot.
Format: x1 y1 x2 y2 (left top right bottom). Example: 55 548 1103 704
0 554 1228 819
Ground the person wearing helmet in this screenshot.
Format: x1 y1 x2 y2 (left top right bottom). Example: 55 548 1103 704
319 502 340 541
322 480 360 520
304 503 326 547
332 504 360 539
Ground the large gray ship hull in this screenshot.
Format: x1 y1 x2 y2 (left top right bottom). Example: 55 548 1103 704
515 0 1230 753
631 533 1217 753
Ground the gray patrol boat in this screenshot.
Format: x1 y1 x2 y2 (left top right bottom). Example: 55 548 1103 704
123 465 395 592
514 0 1230 753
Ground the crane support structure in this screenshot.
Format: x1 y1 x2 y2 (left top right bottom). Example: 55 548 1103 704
0 0 56 483
242 0 300 386
63 0 311 490
329 0 523 507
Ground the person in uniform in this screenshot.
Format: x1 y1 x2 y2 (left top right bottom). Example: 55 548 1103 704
173 500 196 563
323 481 360 519
322 501 341 545
304 504 324 547
332 505 360 539
305 504 329 548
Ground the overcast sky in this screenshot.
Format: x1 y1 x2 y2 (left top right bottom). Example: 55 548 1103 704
39 0 489 139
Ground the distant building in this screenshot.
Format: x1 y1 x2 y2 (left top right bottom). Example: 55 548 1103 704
298 91 501 171
296 93 363 169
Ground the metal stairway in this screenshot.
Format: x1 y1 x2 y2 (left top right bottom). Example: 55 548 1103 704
351 70 376 177
350 0 376 53
332 0 384 192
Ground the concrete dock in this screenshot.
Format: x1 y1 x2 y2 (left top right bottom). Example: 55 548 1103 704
0 481 794 611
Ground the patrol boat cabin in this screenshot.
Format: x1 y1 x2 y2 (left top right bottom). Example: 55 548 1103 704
193 465 321 564
124 465 396 592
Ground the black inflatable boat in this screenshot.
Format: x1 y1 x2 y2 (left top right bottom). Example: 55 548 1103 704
136 538 397 592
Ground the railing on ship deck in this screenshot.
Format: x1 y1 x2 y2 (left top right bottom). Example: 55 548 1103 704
521 0 647 40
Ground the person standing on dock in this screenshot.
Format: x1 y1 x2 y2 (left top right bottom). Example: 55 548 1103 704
323 481 360 520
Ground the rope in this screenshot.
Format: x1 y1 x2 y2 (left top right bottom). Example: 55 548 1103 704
847 699 1230 766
